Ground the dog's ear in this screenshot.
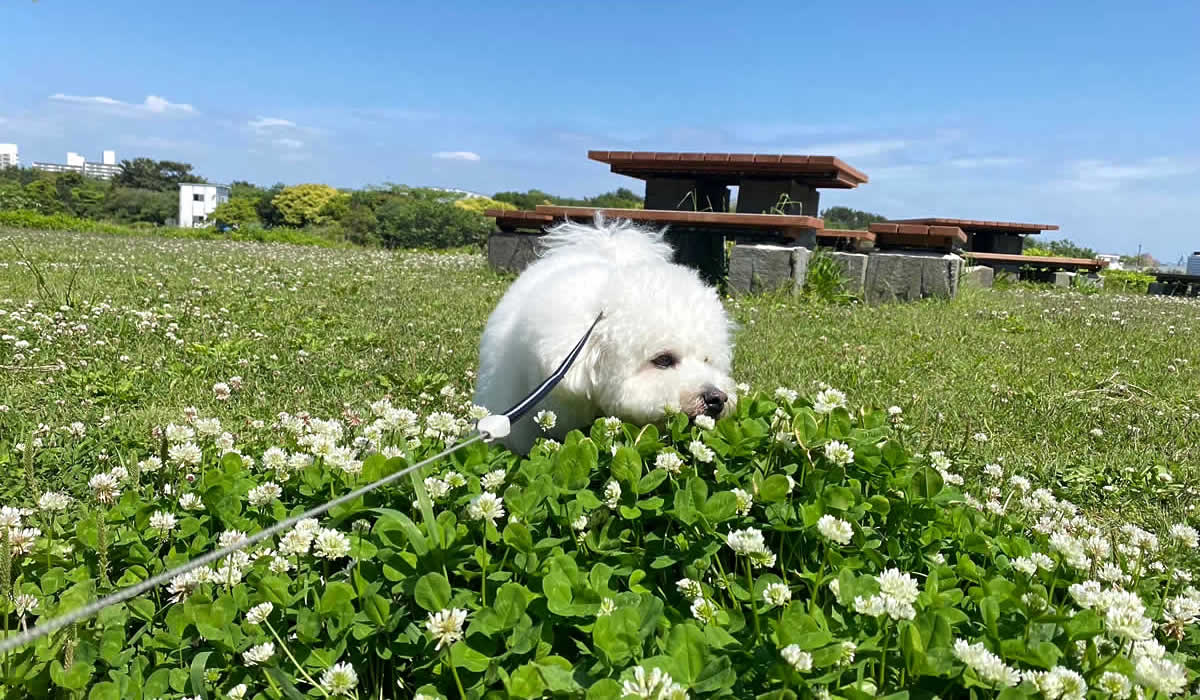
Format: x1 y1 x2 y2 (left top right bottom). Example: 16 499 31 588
559 317 615 402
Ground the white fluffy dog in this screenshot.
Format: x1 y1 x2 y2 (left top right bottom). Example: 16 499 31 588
473 216 737 453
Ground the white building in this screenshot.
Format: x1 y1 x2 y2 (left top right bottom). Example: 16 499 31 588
0 144 18 168
1096 254 1124 271
33 149 122 179
1187 252 1200 276
178 183 231 228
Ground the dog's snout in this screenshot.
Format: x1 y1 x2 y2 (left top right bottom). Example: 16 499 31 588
702 387 728 417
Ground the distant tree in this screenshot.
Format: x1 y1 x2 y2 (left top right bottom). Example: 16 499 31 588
453 196 517 215
103 187 176 224
819 206 887 230
255 183 288 227
342 204 379 246
113 158 205 191
230 180 265 201
23 179 62 213
271 184 344 227
0 182 41 211
1025 238 1097 260
375 196 492 249
492 187 644 210
210 197 261 228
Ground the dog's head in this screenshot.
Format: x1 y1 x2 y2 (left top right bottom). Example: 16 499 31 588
571 258 738 427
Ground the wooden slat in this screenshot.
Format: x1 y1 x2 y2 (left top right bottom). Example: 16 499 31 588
888 217 1058 232
586 150 869 186
818 228 876 242
533 205 823 231
966 251 1107 269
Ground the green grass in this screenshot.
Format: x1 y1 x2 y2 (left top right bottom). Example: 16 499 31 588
1 227 1197 527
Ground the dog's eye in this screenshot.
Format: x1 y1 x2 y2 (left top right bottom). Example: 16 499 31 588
651 352 678 369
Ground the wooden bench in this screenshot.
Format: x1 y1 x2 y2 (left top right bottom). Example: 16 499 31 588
868 223 967 251
532 205 823 240
965 251 1107 273
486 209 554 232
1149 272 1200 297
816 228 876 251
888 217 1058 254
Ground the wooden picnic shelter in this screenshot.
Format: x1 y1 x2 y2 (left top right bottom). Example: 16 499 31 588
587 150 869 216
886 217 1058 255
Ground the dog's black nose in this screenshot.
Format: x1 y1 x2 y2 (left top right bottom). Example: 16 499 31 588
702 387 728 417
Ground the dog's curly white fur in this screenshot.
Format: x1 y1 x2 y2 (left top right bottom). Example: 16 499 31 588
474 216 737 453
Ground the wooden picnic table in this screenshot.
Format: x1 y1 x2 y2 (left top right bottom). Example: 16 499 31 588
588 150 868 217
887 217 1058 254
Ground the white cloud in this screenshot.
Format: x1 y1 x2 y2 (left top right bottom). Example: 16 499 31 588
1056 156 1198 191
248 116 297 132
791 139 909 160
949 156 1024 169
49 93 194 115
272 137 304 150
433 151 481 161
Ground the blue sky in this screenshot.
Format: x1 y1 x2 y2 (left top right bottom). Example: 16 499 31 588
2 1 1198 260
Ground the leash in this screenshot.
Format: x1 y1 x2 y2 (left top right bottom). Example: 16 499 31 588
0 312 604 655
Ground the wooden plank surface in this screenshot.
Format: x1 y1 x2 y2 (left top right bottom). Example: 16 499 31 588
534 205 824 230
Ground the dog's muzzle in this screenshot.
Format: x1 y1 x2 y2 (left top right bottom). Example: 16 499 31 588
701 386 728 418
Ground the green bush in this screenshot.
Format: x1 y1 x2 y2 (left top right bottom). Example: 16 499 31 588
0 210 344 248
375 196 493 249
1100 269 1157 295
3 388 1196 698
803 249 857 303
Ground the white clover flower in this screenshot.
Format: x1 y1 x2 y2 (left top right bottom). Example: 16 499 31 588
597 597 616 617
622 666 687 700
817 514 853 545
1008 474 1031 492
726 527 776 568
194 417 222 437
1097 672 1131 698
149 511 178 535
248 482 283 507
812 388 847 415
467 492 506 526
983 463 1003 479
677 578 703 599
877 568 919 605
268 556 294 574
572 515 589 532
1030 552 1055 571
243 642 275 665
178 492 205 511
227 684 249 700
169 441 203 466
245 602 273 625
854 595 887 617
952 639 1021 687
690 597 718 624
1025 666 1087 699
9 528 39 556
1168 523 1199 549
534 410 557 432
423 477 451 501
837 641 857 666
887 405 903 416
0 507 21 528
66 421 86 438
319 661 358 696
823 440 854 466
313 528 351 559
781 644 813 672
212 382 232 400
444 471 466 488
481 469 506 492
655 451 684 475
1133 655 1187 697
138 456 163 473
693 414 715 431
37 491 71 512
467 404 490 420
165 423 195 443
762 582 791 607
88 472 120 504
1012 556 1039 576
604 480 621 509
732 488 752 516
425 608 468 650
1068 580 1103 608
774 387 798 403
13 593 38 619
689 440 714 463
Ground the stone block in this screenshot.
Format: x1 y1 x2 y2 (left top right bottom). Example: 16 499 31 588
487 232 544 273
1147 282 1166 296
864 252 964 304
728 243 810 295
829 252 869 296
1053 271 1075 288
962 264 994 289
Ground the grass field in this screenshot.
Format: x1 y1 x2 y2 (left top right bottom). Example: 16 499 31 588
2 228 1196 526
3 228 1199 698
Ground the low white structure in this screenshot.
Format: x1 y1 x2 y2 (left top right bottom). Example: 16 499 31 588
178 183 231 228
1096 254 1123 271
102 150 116 165
0 144 18 168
